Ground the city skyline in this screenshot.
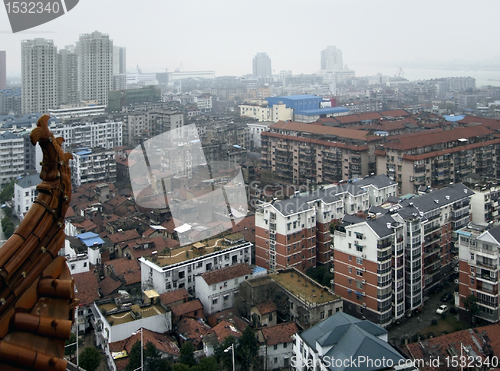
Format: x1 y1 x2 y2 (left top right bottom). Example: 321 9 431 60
1 0 499 81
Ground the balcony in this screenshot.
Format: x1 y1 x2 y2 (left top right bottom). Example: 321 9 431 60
477 260 498 270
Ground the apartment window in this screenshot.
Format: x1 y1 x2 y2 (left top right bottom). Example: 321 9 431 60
348 267 352 273
234 278 239 285
212 285 216 291
273 345 278 351
274 357 278 363
224 282 228 288
212 298 218 305
283 342 288 348
471 267 475 273
290 302 294 309
320 311 325 319
348 243 352 249
328 309 333 316
348 278 352 285
356 269 363 277
470 254 474 260
223 294 229 302
348 255 352 261
166 283 171 290
471 278 475 285
83 262 87 267
356 257 363 265
269 313 273 321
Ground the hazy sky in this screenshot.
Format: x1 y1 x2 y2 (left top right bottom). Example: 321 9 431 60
2 0 499 78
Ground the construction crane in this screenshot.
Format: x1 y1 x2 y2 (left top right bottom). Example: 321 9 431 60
394 67 404 78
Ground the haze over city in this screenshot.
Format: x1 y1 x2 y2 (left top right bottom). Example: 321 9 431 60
2 0 500 80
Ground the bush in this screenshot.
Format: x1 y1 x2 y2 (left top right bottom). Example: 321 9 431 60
450 307 457 314
441 313 447 320
431 319 438 325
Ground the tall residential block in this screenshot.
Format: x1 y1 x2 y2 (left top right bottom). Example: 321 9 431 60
321 46 343 71
77 31 113 105
58 48 78 105
0 51 6 90
21 39 58 114
252 53 272 78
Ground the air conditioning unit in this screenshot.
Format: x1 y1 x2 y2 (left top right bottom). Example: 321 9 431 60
471 272 475 277
362 292 366 297
362 254 366 258
454 267 459 272
454 279 459 284
363 303 367 308
362 279 366 284
330 268 334 273
362 268 366 272
330 279 334 284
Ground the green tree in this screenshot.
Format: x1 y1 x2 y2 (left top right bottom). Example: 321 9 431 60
4 224 14 238
3 206 12 218
172 364 190 371
193 357 219 371
126 341 142 371
214 336 235 371
306 265 333 287
463 294 479 325
0 180 15 203
237 327 259 371
64 333 77 357
79 347 102 371
179 341 197 367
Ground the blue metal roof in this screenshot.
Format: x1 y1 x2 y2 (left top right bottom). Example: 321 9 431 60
252 266 266 274
75 150 92 156
443 115 465 122
76 232 104 247
294 107 350 116
266 94 321 100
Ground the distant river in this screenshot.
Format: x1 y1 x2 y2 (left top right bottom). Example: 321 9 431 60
351 65 500 88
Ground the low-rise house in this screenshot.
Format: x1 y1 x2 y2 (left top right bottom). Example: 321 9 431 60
73 270 100 332
175 317 214 349
159 288 189 308
402 323 500 371
293 312 408 371
212 319 242 343
170 299 204 322
238 268 343 330
257 322 298 370
92 297 172 346
250 301 277 327
14 173 40 220
99 276 122 297
104 258 142 295
195 263 253 315
107 328 179 371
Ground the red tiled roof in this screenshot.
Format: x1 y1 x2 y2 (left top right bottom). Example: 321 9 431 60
170 299 204 318
208 309 249 332
201 263 253 285
143 228 156 237
383 125 494 150
108 229 141 244
401 138 500 161
159 288 188 306
270 121 376 141
255 301 277 315
176 317 214 347
105 258 141 285
212 320 242 343
403 324 500 371
99 276 122 297
65 207 75 218
73 270 100 306
261 322 298 346
380 109 411 117
73 219 97 232
262 132 370 151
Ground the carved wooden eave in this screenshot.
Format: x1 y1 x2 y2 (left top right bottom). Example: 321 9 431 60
0 115 77 371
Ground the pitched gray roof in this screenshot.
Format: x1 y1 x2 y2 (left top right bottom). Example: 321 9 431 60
299 312 404 371
17 173 41 188
353 175 396 189
367 214 399 238
271 188 341 216
487 225 500 245
400 183 473 213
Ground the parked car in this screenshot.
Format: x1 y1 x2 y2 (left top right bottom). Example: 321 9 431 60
436 305 448 315
441 292 453 302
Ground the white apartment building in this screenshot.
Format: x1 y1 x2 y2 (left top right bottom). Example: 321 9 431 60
239 102 293 122
457 224 500 323
469 184 500 225
49 120 122 150
195 263 253 315
14 173 40 220
247 121 272 150
353 175 398 207
0 132 24 185
70 147 116 187
48 103 106 119
77 31 113 105
140 239 253 296
333 214 406 326
21 38 58 114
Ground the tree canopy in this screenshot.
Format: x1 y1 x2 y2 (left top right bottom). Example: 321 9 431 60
79 347 101 371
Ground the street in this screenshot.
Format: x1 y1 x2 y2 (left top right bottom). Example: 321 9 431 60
388 280 458 346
